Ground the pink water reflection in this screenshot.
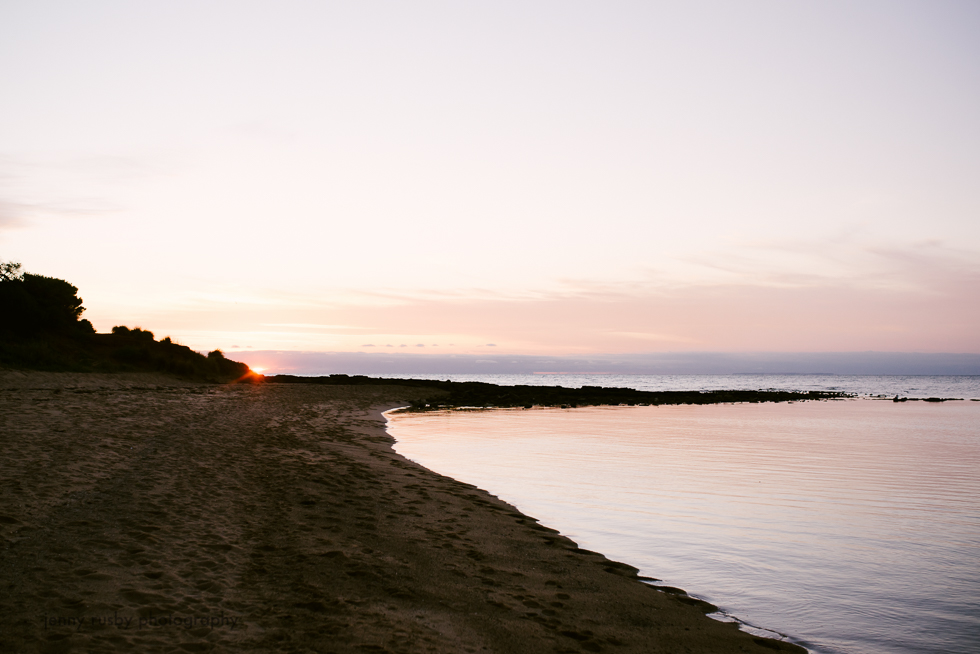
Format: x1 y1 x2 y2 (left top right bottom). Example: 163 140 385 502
387 399 980 654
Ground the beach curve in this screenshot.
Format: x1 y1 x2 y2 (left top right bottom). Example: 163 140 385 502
0 372 805 653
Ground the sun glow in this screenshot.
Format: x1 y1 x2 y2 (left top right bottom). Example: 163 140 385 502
250 367 266 374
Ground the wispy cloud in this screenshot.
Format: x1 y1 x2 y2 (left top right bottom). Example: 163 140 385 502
111 270 978 354
261 323 366 330
0 152 175 233
662 236 980 294
606 331 698 344
0 199 28 230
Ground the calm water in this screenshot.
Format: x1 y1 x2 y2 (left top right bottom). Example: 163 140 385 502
387 399 980 654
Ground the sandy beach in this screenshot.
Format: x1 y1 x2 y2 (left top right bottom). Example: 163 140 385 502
0 373 803 653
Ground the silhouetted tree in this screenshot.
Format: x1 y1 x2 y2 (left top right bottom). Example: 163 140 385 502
0 263 93 336
1 260 23 282
22 274 86 328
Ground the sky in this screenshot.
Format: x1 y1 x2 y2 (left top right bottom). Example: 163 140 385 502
2 1 979 368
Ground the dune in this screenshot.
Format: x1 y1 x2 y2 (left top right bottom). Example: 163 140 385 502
0 372 803 653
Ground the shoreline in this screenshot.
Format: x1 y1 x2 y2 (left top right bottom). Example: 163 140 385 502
385 404 811 649
0 372 805 652
382 407 799 640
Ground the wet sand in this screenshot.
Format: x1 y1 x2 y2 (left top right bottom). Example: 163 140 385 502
0 372 803 653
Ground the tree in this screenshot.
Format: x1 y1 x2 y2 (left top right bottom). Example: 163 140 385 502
1 260 23 282
0 263 93 336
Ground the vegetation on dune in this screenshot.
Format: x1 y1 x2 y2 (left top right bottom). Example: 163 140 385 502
0 261 94 338
0 260 252 382
266 374 852 409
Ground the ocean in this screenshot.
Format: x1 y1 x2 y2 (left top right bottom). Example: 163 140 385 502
384 375 980 654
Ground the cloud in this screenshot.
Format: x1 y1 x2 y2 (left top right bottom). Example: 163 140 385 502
104 268 980 355
315 271 979 353
0 199 27 230
263 323 366 329
606 332 698 344
670 236 980 294
0 193 118 232
87 241 980 355
0 153 170 232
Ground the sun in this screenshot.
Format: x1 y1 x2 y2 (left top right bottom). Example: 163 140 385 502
250 366 267 374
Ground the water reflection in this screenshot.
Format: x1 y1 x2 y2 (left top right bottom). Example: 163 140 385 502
388 400 980 654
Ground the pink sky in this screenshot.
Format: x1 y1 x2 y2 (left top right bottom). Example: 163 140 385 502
104 252 979 356
2 2 978 359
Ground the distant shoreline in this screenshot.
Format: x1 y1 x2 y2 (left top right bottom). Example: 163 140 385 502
262 373 851 410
